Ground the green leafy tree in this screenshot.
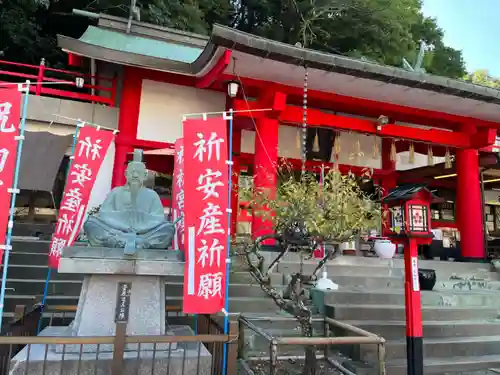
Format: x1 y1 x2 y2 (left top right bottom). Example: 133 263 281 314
463 69 500 89
0 0 467 79
242 168 381 374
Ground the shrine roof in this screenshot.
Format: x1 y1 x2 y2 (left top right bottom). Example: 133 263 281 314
59 12 500 123
382 184 442 203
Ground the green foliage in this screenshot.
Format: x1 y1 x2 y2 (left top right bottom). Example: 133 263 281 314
463 70 500 89
244 168 380 243
1 0 468 80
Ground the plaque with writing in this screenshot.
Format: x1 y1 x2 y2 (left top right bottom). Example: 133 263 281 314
115 282 132 323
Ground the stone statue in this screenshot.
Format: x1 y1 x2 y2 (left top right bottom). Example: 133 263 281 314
84 149 175 255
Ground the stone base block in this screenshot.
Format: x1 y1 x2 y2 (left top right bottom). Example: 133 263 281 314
72 274 166 337
10 327 212 375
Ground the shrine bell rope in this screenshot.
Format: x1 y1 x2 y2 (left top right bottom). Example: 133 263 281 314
0 81 30 329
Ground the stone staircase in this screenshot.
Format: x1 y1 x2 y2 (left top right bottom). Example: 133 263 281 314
311 258 500 374
7 236 500 373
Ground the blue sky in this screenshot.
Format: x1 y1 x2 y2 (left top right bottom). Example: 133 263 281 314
421 0 498 76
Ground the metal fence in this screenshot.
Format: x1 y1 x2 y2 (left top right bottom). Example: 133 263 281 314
0 58 117 106
238 315 386 375
0 304 238 375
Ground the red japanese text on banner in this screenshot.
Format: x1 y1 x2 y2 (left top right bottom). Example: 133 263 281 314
172 138 184 251
0 88 22 262
48 126 115 269
183 118 229 314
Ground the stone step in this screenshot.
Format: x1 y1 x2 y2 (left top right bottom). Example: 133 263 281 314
327 304 499 321
241 313 324 331
362 335 500 362
2 261 283 286
342 320 500 340
5 278 276 298
4 264 283 285
3 295 79 313
5 294 281 315
166 297 281 314
11 240 51 254
12 223 54 238
278 260 498 281
327 275 403 289
324 289 500 307
277 252 493 267
6 265 83 281
7 252 49 266
386 354 500 375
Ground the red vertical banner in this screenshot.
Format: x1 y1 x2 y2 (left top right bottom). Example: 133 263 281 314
48 126 115 268
172 139 184 250
183 117 229 314
0 88 22 262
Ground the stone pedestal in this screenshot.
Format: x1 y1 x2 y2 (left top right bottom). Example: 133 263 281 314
54 247 185 353
10 247 212 374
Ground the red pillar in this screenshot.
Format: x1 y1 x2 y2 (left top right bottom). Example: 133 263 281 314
456 148 485 260
381 139 397 236
231 128 242 240
252 117 279 240
112 67 142 187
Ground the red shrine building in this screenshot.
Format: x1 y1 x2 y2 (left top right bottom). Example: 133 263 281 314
50 12 500 261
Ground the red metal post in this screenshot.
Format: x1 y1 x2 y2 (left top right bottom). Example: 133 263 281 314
404 237 423 375
35 58 45 96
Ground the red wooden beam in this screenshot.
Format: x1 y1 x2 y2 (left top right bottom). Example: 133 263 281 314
196 50 231 89
222 74 500 131
233 100 486 149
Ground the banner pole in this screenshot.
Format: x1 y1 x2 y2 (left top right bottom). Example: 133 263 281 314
0 81 30 330
222 108 234 375
38 121 82 333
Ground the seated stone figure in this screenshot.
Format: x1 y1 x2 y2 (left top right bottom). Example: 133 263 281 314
84 149 175 255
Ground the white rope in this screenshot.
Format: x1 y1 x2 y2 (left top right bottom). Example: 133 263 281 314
51 114 119 134
182 108 273 118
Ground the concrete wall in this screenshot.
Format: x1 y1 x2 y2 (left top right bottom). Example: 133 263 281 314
136 80 226 144
23 95 119 211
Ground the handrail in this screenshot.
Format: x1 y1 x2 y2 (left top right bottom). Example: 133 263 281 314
0 58 117 106
238 315 274 342
324 317 385 341
238 314 387 375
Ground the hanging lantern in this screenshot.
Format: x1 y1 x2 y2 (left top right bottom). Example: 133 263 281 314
390 139 397 162
334 132 341 155
445 147 452 169
353 139 362 163
409 141 415 165
313 130 320 152
372 137 380 159
296 128 301 151
427 145 434 166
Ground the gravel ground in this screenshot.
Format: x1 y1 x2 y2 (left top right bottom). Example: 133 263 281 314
248 358 341 375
